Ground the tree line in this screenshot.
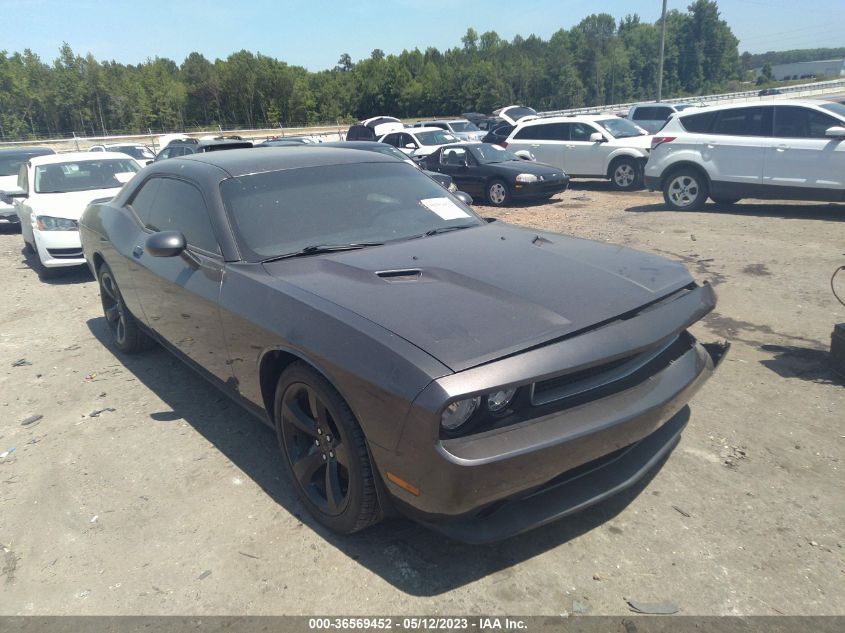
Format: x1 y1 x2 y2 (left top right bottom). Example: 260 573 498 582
741 47 845 71
0 0 744 140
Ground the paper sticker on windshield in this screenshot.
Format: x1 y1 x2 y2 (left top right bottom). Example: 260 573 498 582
420 197 470 220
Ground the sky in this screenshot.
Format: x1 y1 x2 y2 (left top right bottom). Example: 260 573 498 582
2 0 844 70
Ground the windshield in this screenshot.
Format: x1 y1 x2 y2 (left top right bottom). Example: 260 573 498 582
819 102 845 121
364 144 412 162
34 159 140 193
221 162 483 262
113 145 155 160
450 121 480 133
596 118 648 138
468 144 520 164
416 130 459 145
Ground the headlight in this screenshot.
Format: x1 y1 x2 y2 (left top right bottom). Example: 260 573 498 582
448 182 458 193
486 387 517 413
515 174 538 183
36 215 78 231
441 397 480 430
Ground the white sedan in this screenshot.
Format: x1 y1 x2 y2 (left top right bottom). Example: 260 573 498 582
377 127 461 160
4 152 141 276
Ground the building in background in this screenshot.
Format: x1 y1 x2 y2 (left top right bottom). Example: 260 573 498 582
756 59 845 81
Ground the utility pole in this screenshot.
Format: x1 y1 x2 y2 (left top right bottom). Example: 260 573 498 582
657 0 668 101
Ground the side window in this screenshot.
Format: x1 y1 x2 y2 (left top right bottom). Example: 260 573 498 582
514 123 568 141
514 124 545 140
128 177 163 226
712 107 771 137
680 111 716 133
382 134 400 147
441 147 467 166
146 179 221 254
570 123 594 142
401 133 417 148
774 106 841 139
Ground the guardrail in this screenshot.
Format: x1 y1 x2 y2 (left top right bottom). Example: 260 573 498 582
538 77 845 117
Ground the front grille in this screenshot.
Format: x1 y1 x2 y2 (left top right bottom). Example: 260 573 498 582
530 334 691 407
47 247 84 259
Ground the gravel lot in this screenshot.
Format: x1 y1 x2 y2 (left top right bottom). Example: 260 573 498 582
0 182 843 616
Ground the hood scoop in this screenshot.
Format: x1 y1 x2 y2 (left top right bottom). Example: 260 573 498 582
376 269 422 282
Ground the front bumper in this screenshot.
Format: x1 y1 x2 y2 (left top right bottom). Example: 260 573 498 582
33 228 86 268
370 283 725 541
512 176 570 200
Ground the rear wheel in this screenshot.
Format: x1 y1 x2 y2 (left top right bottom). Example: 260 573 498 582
609 157 641 191
98 263 152 353
275 362 381 534
486 179 510 206
663 168 709 210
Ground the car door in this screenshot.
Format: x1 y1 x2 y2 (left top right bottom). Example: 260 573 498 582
508 122 568 169
128 176 233 383
764 105 845 194
437 146 484 196
701 106 772 196
565 122 608 176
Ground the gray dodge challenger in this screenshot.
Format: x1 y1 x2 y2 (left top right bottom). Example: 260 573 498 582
80 147 727 543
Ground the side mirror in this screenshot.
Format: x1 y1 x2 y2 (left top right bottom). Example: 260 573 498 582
405 143 416 150
453 191 473 206
146 230 186 257
825 126 845 138
589 132 606 143
0 189 27 204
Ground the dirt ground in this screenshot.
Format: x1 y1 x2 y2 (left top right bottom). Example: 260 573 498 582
0 182 843 617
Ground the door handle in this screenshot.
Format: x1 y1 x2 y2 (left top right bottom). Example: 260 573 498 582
132 245 144 258
776 145 789 152
530 144 540 148
705 142 717 149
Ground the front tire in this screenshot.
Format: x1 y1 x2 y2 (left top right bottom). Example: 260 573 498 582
98 263 152 353
609 157 642 191
486 179 510 206
274 362 381 534
663 168 709 210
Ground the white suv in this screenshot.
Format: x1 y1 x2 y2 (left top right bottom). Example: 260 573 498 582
501 115 652 191
644 100 845 210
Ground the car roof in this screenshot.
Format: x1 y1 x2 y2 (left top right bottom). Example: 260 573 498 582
0 146 55 157
29 151 138 166
516 114 611 126
671 98 840 117
180 146 397 177
408 127 452 134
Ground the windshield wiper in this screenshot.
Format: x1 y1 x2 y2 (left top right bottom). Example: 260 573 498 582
262 242 384 262
407 224 477 240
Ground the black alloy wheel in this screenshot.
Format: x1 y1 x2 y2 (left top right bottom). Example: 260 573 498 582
98 263 151 353
275 363 380 533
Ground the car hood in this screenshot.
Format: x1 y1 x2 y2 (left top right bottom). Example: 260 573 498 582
484 160 566 177
263 223 693 372
609 133 653 149
29 188 120 220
